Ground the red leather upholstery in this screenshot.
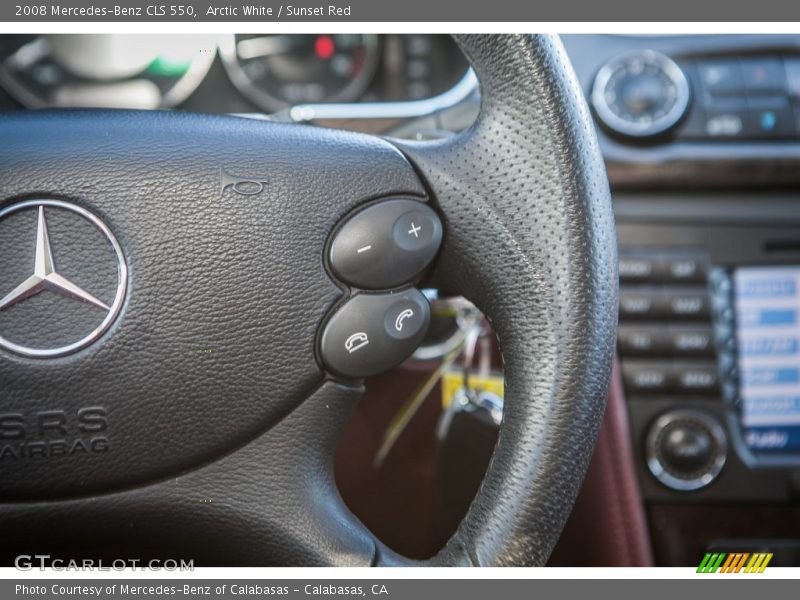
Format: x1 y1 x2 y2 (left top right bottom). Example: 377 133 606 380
549 361 654 566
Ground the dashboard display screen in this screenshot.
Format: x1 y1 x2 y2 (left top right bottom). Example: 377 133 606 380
735 266 800 454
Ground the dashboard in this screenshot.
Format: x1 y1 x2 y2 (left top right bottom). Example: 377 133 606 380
1 33 799 567
560 34 800 567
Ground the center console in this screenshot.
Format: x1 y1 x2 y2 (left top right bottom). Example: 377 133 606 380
616 199 800 503
556 32 800 566
612 193 800 565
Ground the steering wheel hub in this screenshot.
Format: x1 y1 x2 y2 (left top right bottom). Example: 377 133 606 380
0 198 127 358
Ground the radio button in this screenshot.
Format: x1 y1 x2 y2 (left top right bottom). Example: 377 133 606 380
672 362 720 395
667 326 715 356
618 325 667 356
623 361 673 394
661 255 708 283
664 289 710 319
619 255 660 283
619 289 666 320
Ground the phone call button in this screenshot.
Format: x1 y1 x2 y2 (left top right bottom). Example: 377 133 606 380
385 300 425 340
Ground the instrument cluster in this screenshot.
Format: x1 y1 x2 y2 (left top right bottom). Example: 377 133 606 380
0 34 470 114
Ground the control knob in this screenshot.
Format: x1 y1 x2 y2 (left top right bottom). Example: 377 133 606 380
592 50 691 138
646 409 727 491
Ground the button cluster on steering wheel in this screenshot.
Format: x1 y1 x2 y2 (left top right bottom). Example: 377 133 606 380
329 198 442 289
321 198 443 379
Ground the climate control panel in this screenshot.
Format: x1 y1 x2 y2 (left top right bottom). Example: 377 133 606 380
591 50 800 141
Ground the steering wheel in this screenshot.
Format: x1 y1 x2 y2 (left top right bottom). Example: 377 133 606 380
0 35 616 566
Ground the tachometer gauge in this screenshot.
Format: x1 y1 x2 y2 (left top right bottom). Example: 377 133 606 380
220 34 380 112
0 34 217 109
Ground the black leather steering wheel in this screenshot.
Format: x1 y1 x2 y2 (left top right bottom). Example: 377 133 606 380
0 34 617 566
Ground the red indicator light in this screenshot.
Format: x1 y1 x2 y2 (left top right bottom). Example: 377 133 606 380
315 35 335 60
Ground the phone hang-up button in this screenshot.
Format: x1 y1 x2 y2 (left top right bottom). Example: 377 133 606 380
344 332 370 354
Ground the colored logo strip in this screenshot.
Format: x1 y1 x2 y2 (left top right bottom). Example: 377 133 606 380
697 552 773 573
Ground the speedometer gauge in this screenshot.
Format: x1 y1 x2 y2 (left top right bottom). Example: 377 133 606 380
220 34 380 111
0 34 217 109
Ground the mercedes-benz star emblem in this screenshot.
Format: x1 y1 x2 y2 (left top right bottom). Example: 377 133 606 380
0 199 127 358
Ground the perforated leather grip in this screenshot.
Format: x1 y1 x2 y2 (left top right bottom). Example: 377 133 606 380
392 34 618 566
